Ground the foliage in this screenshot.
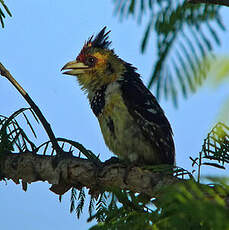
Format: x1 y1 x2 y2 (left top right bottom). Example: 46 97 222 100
208 57 229 87
70 122 228 230
88 179 229 230
0 0 225 105
68 176 229 230
0 0 11 28
113 0 225 106
0 108 37 154
190 122 229 181
201 122 229 167
0 107 100 161
1 107 229 229
1 0 229 229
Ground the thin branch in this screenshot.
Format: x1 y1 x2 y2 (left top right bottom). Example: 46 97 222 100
188 0 229 7
0 63 62 155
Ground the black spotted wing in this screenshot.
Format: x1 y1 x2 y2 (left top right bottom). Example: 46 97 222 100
120 64 175 164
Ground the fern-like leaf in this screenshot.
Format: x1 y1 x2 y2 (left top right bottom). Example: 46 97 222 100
202 122 229 165
0 0 12 28
113 0 224 105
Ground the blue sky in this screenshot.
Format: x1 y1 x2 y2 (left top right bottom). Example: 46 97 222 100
0 1 229 229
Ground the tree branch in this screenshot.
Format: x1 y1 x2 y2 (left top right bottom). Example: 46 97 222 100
0 152 180 197
0 62 62 155
188 0 229 7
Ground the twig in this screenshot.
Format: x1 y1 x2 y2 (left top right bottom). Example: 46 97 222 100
197 151 202 183
0 62 62 155
188 0 229 7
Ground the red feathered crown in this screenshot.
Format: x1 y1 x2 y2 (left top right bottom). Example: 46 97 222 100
77 27 111 62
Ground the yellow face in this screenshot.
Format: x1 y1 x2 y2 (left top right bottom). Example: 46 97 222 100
61 46 125 92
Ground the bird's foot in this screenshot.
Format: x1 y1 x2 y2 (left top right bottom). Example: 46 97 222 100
52 151 73 169
123 161 140 185
103 157 132 184
103 157 121 166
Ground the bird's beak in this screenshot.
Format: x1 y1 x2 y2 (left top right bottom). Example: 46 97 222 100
61 61 89 76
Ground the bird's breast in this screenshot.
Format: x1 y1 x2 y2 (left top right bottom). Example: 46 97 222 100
89 82 123 117
91 82 162 164
95 83 138 156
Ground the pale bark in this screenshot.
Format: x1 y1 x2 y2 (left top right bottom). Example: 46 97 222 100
0 151 179 196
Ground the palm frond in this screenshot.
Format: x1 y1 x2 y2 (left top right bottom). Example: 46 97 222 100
0 0 12 28
70 187 77 213
0 108 36 154
89 179 229 230
76 188 86 219
113 0 224 105
202 122 229 166
190 122 229 180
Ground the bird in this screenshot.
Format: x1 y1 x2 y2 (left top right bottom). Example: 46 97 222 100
61 27 175 166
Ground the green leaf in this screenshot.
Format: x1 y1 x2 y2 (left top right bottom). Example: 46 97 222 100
113 1 224 105
0 0 12 16
202 162 226 169
0 0 12 28
141 18 152 53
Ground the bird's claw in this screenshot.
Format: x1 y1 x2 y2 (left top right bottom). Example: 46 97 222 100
52 151 73 168
103 157 121 166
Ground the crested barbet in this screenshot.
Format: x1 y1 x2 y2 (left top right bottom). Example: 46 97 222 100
61 27 175 165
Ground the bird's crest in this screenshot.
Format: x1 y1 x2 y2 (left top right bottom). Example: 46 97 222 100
87 26 111 49
77 27 111 62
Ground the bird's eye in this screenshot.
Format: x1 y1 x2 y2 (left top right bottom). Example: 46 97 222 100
85 56 97 67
